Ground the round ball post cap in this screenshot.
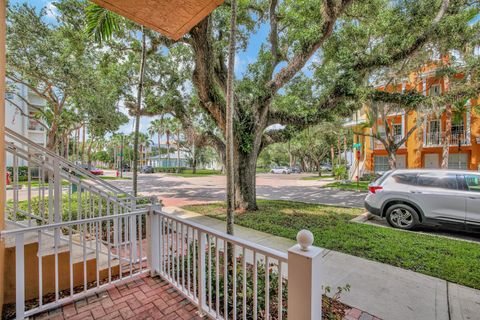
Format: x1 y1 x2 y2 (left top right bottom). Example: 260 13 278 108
296 229 314 251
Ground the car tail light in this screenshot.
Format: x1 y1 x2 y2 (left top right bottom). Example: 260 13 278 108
368 185 383 194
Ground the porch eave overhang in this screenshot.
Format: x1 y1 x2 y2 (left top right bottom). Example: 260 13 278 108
91 0 224 40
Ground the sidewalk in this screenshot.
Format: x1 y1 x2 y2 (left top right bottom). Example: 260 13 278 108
163 206 480 320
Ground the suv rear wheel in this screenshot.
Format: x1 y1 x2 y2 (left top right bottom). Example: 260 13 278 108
386 204 420 230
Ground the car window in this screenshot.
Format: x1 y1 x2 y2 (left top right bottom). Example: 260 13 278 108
391 173 417 185
374 170 392 185
417 173 458 190
465 174 480 192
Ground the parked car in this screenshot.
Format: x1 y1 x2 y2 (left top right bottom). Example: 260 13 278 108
140 165 154 173
270 166 291 174
122 164 131 172
290 166 301 173
89 167 104 175
79 165 104 175
364 169 480 232
320 163 332 171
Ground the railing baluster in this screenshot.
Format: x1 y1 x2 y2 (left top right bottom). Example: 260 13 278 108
253 251 258 320
265 256 270 320
242 247 247 320
181 223 185 290
160 216 164 275
176 221 180 285
96 221 100 288
167 219 171 279
278 261 283 320
197 231 206 312
193 229 197 299
54 226 59 302
69 224 73 297
215 236 220 317
187 225 191 293
107 218 112 283
208 234 212 312
224 240 228 319
15 233 25 320
83 222 87 291
38 231 43 307
233 243 237 320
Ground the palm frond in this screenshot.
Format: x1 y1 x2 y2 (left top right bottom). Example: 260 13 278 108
85 4 120 43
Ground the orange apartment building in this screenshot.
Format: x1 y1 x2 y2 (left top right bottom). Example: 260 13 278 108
347 63 480 175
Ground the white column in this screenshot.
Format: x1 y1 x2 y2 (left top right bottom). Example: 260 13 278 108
288 230 323 320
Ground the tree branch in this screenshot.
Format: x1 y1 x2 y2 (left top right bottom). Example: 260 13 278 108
352 0 450 71
267 0 354 93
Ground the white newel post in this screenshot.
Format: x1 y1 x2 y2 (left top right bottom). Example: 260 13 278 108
147 198 161 276
288 230 323 320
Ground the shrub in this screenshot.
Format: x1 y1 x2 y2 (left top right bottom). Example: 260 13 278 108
333 165 348 180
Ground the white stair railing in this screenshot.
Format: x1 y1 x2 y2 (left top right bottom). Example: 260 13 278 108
5 127 148 226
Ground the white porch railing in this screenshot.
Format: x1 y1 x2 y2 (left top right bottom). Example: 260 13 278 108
148 209 323 320
1 209 149 319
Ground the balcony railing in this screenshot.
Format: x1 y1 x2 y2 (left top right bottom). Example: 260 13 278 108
424 131 468 147
374 135 404 149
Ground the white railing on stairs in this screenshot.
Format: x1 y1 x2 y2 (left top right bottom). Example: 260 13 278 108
5 127 148 226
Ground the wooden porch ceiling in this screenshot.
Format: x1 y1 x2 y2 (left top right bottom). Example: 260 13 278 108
91 0 224 40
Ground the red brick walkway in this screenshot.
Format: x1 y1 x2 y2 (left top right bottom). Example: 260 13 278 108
33 274 202 320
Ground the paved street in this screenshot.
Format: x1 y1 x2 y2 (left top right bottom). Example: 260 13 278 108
108 172 367 208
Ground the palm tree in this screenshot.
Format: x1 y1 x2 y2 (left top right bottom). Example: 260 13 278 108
86 5 147 196
148 118 163 167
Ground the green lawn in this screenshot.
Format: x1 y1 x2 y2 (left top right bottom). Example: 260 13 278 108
323 181 370 191
171 169 222 177
98 176 131 180
184 200 480 290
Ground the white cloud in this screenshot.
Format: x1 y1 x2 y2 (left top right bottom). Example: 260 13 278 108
45 2 58 19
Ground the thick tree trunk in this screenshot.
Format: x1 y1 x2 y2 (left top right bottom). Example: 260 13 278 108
234 148 258 211
441 104 452 169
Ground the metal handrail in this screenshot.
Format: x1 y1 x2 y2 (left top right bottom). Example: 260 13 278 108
5 127 135 200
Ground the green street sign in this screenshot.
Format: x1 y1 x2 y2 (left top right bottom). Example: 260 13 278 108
353 143 362 149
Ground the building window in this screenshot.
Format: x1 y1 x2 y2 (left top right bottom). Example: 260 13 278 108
374 155 390 173
5 92 14 100
448 153 468 170
392 123 402 143
429 84 441 96
427 119 441 145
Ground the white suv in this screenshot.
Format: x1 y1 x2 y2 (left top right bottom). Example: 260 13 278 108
364 169 480 231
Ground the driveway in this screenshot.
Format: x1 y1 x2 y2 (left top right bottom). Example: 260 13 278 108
109 173 367 208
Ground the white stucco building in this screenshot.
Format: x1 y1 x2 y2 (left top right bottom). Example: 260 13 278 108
5 81 47 166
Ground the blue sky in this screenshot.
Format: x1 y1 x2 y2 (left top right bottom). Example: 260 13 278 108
9 1 480 137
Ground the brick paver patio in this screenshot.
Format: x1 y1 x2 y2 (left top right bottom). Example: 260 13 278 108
32 274 202 320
